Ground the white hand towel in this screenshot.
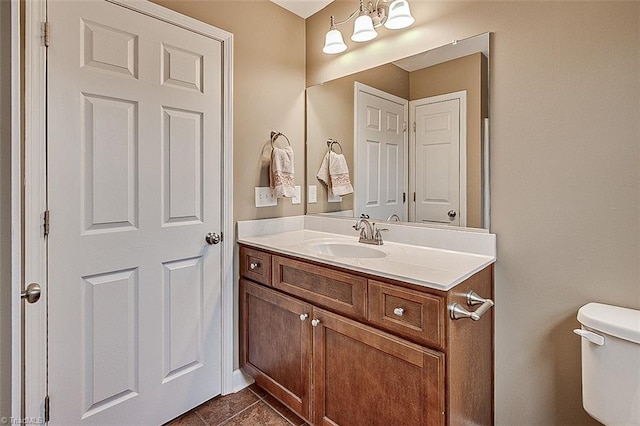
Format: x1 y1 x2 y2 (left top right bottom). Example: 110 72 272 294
316 151 354 196
316 151 330 188
270 146 296 198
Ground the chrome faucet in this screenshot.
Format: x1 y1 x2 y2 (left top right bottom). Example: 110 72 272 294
353 218 388 245
386 214 401 222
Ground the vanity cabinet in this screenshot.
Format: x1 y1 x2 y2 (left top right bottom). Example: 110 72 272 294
239 245 494 426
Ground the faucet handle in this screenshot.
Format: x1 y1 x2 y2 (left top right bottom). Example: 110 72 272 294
374 227 388 243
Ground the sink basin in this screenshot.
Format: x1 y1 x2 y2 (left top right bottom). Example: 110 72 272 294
304 242 387 259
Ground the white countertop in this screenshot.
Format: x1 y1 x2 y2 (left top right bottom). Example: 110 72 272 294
237 216 496 291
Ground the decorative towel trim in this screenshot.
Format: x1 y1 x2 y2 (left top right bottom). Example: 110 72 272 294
270 146 296 198
316 151 353 197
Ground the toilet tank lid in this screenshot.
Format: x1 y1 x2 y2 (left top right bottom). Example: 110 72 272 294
577 303 640 344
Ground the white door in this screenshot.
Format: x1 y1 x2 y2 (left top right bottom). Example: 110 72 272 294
355 83 407 221
412 96 464 226
47 1 223 424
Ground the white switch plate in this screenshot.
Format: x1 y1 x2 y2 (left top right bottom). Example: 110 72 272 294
255 187 277 207
308 185 317 204
291 186 301 205
328 192 342 203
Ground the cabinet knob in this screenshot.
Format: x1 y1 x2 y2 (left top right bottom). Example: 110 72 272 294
311 319 321 327
300 313 309 321
249 262 260 270
393 307 404 317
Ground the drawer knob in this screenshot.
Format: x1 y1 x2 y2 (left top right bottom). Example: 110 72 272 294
300 313 309 321
393 307 404 317
311 319 321 327
249 262 260 270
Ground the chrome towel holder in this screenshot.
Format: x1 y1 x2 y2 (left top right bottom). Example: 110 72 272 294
449 290 494 321
326 138 343 154
271 131 291 148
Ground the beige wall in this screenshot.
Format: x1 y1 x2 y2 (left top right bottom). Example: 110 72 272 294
410 53 485 227
308 2 640 425
152 0 306 223
0 0 13 419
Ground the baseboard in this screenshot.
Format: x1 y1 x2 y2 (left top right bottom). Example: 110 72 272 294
230 368 254 394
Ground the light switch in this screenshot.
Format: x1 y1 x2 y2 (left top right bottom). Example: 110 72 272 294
291 186 301 205
255 187 277 207
308 185 317 204
328 192 342 203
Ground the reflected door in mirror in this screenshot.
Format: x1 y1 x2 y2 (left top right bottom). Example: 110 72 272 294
355 83 408 221
412 95 463 226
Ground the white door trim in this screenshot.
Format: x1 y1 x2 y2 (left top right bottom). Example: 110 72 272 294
353 82 409 219
24 0 48 419
24 0 235 418
408 90 467 226
10 0 23 419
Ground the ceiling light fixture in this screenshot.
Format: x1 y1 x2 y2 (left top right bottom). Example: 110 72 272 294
322 0 415 55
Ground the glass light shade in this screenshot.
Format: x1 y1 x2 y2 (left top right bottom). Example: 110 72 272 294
351 15 377 42
384 0 415 30
323 28 347 54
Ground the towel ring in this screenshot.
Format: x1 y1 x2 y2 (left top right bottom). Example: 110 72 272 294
327 139 343 154
271 131 291 149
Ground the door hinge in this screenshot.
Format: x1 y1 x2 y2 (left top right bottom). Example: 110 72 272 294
43 22 50 47
402 122 407 132
403 192 406 203
413 192 416 202
43 210 50 237
413 122 416 132
44 395 50 422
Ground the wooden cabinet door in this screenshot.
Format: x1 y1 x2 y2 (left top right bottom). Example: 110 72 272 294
313 308 445 426
240 279 312 420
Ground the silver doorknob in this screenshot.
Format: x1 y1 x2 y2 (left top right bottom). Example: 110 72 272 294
21 283 41 304
205 232 221 245
448 210 457 219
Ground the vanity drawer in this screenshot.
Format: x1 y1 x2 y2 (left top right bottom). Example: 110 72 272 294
240 246 272 285
272 255 367 320
368 280 445 348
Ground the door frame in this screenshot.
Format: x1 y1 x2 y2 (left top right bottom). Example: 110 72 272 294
23 0 236 419
10 0 22 419
353 82 409 220
408 91 467 225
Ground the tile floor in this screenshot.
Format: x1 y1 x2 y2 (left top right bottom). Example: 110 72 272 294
165 384 309 426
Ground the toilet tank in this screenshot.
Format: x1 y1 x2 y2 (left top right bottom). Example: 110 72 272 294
576 303 640 426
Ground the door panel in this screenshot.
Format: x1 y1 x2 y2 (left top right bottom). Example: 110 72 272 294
313 308 445 426
355 85 407 221
240 280 313 421
414 99 461 225
47 1 223 424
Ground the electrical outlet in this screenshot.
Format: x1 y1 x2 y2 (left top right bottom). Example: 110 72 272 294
291 186 302 205
308 185 317 204
255 187 277 207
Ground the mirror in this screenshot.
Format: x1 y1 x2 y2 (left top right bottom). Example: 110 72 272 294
306 33 489 229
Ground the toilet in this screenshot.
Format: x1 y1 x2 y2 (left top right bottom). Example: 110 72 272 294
575 303 640 425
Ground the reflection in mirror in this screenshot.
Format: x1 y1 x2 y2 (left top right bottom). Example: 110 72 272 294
306 33 489 229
